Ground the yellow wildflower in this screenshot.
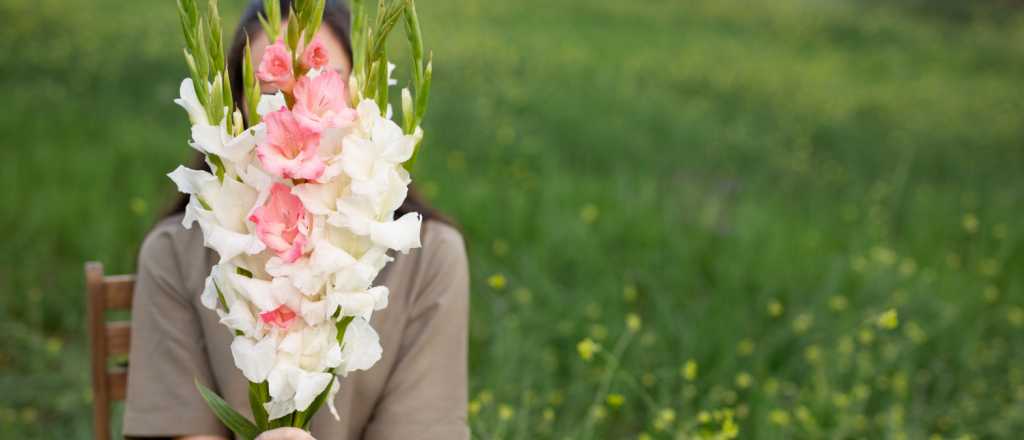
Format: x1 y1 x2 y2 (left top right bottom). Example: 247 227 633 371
735 372 753 389
498 404 514 421
487 273 507 290
877 309 899 330
626 313 641 333
577 338 600 361
962 213 979 234
804 345 822 364
792 313 813 333
770 409 790 426
720 416 739 438
590 405 607 420
658 408 676 425
829 295 848 312
682 359 698 381
606 393 625 408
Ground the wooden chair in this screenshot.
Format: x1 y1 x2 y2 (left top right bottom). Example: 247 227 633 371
85 262 135 440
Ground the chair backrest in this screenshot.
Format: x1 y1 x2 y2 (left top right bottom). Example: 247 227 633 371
85 261 135 440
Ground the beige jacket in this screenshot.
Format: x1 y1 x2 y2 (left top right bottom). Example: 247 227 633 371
123 215 469 439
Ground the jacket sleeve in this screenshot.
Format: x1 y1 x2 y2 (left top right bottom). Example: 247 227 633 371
362 223 471 440
122 225 229 439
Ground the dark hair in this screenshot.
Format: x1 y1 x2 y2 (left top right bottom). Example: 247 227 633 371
166 0 449 225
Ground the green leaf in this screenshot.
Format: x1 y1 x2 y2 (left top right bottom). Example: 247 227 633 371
257 13 275 43
369 2 405 59
268 410 293 429
184 50 211 110
177 0 198 51
243 37 262 126
206 0 225 70
304 0 326 45
375 51 389 111
415 55 431 124
293 376 334 429
350 0 366 81
403 0 424 85
195 378 262 440
260 0 281 42
209 74 225 125
248 380 270 430
208 153 226 182
286 4 301 53
194 21 211 82
221 71 234 132
336 316 355 345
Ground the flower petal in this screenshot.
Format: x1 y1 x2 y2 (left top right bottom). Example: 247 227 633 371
293 371 333 412
230 335 277 383
174 78 209 126
257 92 288 117
370 212 422 253
339 317 382 374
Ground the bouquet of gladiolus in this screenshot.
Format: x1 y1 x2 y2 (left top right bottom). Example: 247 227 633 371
167 0 432 437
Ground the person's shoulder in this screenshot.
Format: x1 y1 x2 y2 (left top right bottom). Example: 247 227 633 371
138 214 205 267
419 219 467 264
392 219 468 295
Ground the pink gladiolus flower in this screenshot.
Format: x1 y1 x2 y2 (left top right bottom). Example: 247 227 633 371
256 39 295 92
292 69 356 131
257 109 326 180
249 183 312 263
300 38 330 70
260 304 297 329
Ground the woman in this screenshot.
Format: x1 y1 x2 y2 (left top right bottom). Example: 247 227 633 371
122 1 469 439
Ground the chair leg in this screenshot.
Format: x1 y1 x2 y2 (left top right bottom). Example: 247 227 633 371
85 262 110 440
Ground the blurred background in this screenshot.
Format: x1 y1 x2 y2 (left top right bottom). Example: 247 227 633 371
2 0 1023 438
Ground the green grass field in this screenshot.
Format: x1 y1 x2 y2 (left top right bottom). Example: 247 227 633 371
2 0 1023 438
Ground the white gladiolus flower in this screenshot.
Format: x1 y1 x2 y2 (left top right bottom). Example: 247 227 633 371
338 317 382 374
174 79 209 126
370 212 422 253
328 285 389 321
257 91 287 117
170 64 424 422
168 166 265 263
326 376 341 419
190 121 265 164
231 335 277 382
